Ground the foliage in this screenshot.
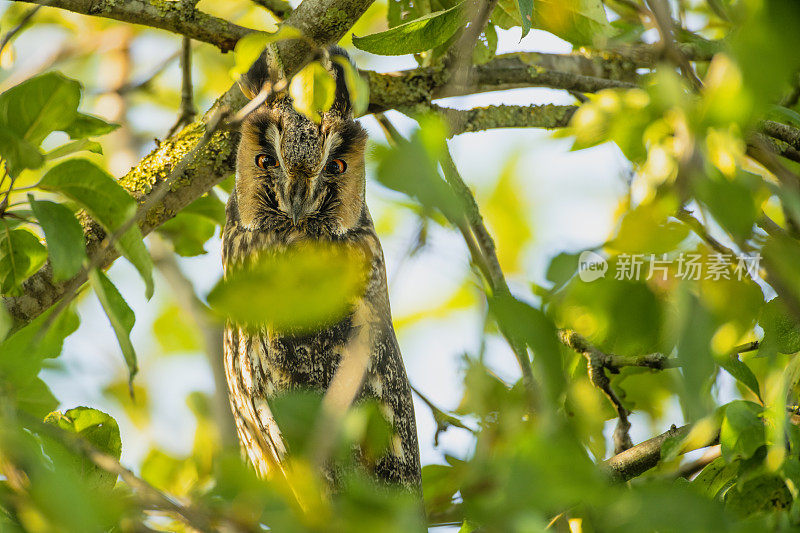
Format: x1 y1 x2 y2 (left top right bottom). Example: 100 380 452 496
3 0 800 531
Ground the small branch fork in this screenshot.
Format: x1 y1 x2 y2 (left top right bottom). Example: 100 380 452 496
559 329 672 454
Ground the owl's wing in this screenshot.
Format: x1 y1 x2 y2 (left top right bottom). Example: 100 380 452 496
223 325 288 479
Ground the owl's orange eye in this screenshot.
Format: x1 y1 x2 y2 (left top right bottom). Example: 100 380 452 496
255 154 278 170
325 159 347 174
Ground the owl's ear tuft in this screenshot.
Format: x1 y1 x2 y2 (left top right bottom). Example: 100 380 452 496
327 46 355 118
238 50 271 100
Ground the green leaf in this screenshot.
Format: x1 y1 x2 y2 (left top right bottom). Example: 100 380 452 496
182 193 226 226
0 225 48 295
516 0 533 36
16 377 58 419
692 456 739 499
725 475 792 518
157 212 216 257
0 305 79 387
289 62 336 122
230 26 301 81
208 242 369 332
44 407 122 490
28 197 86 282
720 400 765 462
533 0 611 46
89 269 137 383
719 357 762 402
0 129 43 176
760 298 800 355
39 159 153 298
545 251 580 287
473 23 498 65
352 2 466 56
62 113 118 139
0 72 81 146
489 292 565 404
44 138 103 160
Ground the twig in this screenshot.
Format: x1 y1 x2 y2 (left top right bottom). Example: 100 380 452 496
676 207 738 257
644 0 703 90
410 385 472 446
762 120 800 152
559 330 644 454
0 4 43 56
115 49 181 95
167 37 197 138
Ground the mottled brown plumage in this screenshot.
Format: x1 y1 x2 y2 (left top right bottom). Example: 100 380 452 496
222 49 421 490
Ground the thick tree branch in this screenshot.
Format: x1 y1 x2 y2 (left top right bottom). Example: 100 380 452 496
13 0 255 52
367 53 638 113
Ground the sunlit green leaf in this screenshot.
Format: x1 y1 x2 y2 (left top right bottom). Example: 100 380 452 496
352 2 466 56
208 242 369 332
230 26 297 81
0 129 43 175
0 306 79 387
44 407 122 490
719 357 762 402
289 61 336 122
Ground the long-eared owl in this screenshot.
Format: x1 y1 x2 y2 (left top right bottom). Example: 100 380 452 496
221 47 421 490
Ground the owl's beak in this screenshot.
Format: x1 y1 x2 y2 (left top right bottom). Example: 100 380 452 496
287 177 310 224
289 196 305 224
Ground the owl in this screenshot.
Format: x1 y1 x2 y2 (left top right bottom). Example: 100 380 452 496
221 48 421 491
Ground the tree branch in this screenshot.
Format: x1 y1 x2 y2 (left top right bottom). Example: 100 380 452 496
13 0 255 52
430 103 577 137
604 424 719 482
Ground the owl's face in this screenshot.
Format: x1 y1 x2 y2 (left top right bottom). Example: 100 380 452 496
234 57 368 239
